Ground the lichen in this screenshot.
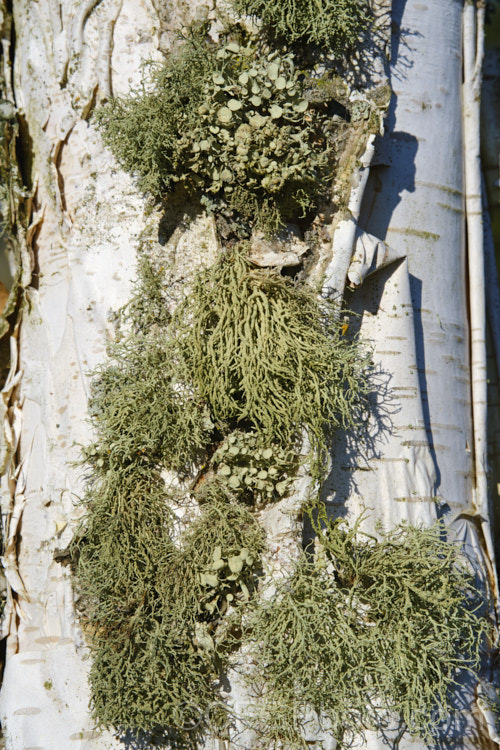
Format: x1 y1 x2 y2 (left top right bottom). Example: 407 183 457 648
71 236 368 739
96 23 351 237
244 510 490 748
229 0 370 53
172 246 368 465
69 5 489 748
72 469 264 737
85 257 212 476
211 429 297 504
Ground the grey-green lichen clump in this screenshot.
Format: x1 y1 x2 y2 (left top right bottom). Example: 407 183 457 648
229 0 370 52
244 512 489 748
72 247 489 746
72 469 264 735
70 1 490 746
96 23 353 237
84 256 211 476
172 246 368 462
211 429 296 503
71 247 367 741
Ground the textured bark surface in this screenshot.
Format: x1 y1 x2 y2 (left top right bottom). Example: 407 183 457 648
0 0 497 748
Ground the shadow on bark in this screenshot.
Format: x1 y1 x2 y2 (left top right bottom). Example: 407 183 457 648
309 264 405 534
117 725 204 750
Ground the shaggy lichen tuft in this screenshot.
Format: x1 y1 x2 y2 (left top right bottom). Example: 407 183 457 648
95 28 217 199
72 471 264 736
87 258 212 476
229 0 370 53
244 510 490 748
173 247 368 464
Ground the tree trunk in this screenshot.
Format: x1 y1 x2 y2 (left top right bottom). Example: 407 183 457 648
0 0 497 748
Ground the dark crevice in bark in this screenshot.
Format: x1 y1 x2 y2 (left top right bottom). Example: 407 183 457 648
60 59 69 90
15 113 33 193
29 247 40 292
82 83 98 120
53 140 68 215
4 0 14 104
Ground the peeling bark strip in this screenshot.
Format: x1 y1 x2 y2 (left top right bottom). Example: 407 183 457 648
327 0 500 746
463 1 499 608
0 0 497 748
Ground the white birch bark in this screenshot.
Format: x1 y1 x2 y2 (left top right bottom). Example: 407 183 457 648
326 0 499 746
0 0 497 748
0 1 173 747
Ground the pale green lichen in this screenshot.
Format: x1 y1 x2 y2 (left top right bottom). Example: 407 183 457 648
211 429 297 504
244 510 490 748
229 0 370 52
173 246 368 465
85 258 212 476
71 238 369 739
96 24 344 236
72 472 264 737
69 7 490 748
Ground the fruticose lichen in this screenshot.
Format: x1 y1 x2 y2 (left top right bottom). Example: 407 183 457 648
229 0 370 53
71 242 367 740
70 3 490 747
244 511 490 748
172 246 368 463
72 469 265 736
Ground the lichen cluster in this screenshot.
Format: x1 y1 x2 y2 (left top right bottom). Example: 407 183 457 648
96 33 215 199
96 16 364 236
245 512 489 748
72 248 366 742
212 430 295 503
172 247 367 460
72 466 264 734
186 41 335 231
83 260 210 477
229 0 370 51
73 247 489 746
71 1 491 747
